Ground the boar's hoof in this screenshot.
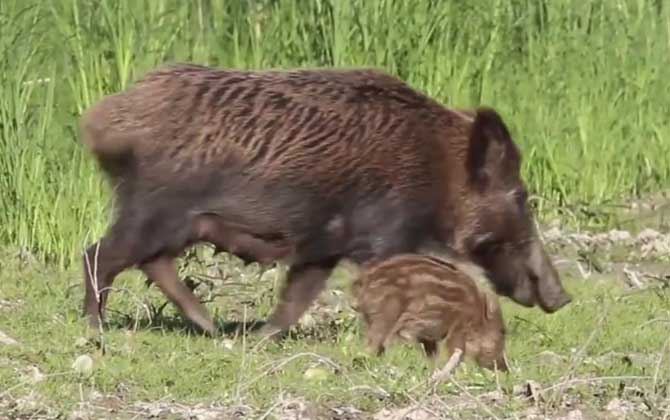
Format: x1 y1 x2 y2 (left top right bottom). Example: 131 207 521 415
255 323 286 342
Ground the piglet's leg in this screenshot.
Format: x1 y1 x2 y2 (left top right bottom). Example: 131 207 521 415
419 339 438 358
431 348 464 383
364 300 405 356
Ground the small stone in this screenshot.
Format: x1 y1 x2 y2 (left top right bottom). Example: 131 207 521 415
298 313 317 328
536 350 565 365
259 267 282 284
606 398 634 418
608 229 632 243
148 406 163 417
374 406 434 420
481 390 504 403
277 398 318 420
0 329 18 346
26 366 45 384
544 227 563 242
514 380 543 402
570 233 593 247
220 339 235 350
563 409 583 420
72 354 94 377
637 228 660 243
303 367 329 382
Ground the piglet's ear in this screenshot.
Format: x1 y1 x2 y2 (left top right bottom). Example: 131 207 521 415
466 107 521 192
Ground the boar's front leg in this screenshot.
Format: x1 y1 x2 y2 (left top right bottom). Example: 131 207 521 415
259 257 339 339
140 255 216 335
259 203 429 339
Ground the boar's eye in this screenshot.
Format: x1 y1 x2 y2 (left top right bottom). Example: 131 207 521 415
512 188 528 206
472 232 494 248
472 232 503 256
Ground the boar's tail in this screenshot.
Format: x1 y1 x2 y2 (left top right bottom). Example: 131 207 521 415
79 99 136 179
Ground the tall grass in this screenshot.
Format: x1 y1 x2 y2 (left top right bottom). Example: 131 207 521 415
1 0 669 268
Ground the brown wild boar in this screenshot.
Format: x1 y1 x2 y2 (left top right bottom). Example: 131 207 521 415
350 253 508 379
78 63 571 337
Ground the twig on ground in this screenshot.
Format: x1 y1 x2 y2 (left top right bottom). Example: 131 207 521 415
431 348 464 383
0 371 73 399
662 402 670 420
545 298 612 407
386 402 442 420
540 375 653 394
347 385 390 399
653 333 670 391
576 260 591 279
234 304 250 404
257 396 286 420
623 266 644 288
99 286 155 331
238 352 342 393
83 243 107 351
405 349 464 395
638 318 670 329
0 330 19 346
447 378 502 420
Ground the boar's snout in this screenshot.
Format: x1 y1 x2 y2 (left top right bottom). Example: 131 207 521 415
493 355 509 372
527 239 572 313
480 235 572 313
508 281 536 308
474 348 509 372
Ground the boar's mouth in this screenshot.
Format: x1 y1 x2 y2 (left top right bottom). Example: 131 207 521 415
528 271 572 314
499 269 571 313
525 238 572 313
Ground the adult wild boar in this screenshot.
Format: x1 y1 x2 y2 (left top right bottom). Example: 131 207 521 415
79 63 571 337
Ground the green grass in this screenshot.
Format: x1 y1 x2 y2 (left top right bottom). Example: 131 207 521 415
1 246 669 418
0 0 668 268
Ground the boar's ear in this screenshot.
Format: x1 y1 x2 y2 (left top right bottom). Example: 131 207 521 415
466 107 521 192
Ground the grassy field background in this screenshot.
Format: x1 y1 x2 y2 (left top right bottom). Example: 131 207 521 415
1 0 669 419
0 0 668 267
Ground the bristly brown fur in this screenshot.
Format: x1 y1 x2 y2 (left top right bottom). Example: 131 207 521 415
79 63 570 337
351 253 508 372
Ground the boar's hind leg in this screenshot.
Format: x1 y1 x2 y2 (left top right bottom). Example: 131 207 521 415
82 206 201 332
140 255 216 335
82 223 145 330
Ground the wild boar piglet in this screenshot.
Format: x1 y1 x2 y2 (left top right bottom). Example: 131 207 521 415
351 253 508 381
